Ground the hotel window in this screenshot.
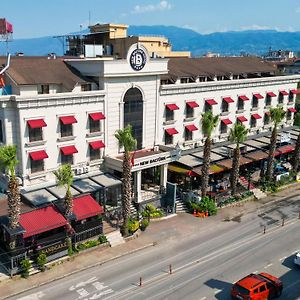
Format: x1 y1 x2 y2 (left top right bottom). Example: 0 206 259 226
165 104 179 121
185 129 193 141
90 147 100 161
264 114 270 125
221 100 229 113
265 96 272 106
165 133 173 145
27 119 47 142
220 122 227 134
60 145 77 165
288 92 294 103
59 116 77 138
0 120 3 143
250 118 257 128
81 83 91 91
287 111 292 121
89 118 100 133
185 102 198 118
61 153 73 165
278 93 284 104
38 84 49 94
237 99 244 111
252 97 258 108
31 159 44 173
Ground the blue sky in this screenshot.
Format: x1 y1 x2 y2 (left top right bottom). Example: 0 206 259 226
2 0 300 38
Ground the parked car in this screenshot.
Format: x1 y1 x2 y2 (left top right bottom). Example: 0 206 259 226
231 272 283 299
294 251 300 266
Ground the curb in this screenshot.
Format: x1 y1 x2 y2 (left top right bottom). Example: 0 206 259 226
1 242 155 300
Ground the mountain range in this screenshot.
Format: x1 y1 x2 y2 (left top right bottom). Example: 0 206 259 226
1 25 300 57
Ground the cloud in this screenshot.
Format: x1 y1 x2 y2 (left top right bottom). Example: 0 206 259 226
239 24 273 31
132 1 172 14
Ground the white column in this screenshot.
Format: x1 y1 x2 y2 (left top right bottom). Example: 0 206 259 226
160 164 168 188
134 170 142 203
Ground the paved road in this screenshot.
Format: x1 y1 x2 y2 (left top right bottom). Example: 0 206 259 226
7 195 300 300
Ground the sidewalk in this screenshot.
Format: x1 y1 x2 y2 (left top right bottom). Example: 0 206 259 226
0 181 299 299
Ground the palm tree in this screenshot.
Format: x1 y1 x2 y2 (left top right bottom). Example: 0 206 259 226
229 123 248 196
201 111 219 198
0 145 20 231
266 107 286 181
115 125 137 236
292 128 300 175
53 164 74 217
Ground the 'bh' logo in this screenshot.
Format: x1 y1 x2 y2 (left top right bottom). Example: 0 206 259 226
130 48 147 71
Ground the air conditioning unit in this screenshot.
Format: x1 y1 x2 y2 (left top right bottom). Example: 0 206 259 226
75 167 83 175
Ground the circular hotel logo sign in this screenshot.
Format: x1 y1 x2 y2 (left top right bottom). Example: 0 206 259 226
130 48 147 71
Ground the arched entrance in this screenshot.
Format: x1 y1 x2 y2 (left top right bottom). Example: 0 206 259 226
123 88 143 149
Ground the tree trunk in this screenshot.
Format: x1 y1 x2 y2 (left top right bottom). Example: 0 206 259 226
122 150 132 236
64 188 73 217
292 132 300 174
201 137 211 198
7 176 20 230
230 147 240 197
266 126 277 181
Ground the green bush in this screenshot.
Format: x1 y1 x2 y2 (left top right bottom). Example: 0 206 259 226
141 204 164 218
127 218 139 234
186 196 217 215
76 240 100 252
98 234 107 244
36 251 47 272
140 219 149 231
20 259 32 278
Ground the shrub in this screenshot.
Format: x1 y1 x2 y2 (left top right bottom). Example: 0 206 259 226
76 240 100 251
36 251 47 272
98 234 107 244
66 237 73 256
127 218 139 234
141 204 164 218
140 219 149 231
186 196 217 215
20 259 32 278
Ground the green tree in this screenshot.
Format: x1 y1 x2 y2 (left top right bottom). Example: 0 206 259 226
200 111 219 198
53 164 74 216
0 145 20 235
115 125 137 236
292 120 300 174
266 107 286 181
229 123 248 196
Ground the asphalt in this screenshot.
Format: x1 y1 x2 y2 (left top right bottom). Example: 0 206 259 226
0 181 300 300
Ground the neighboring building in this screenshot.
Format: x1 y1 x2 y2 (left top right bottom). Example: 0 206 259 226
0 45 299 206
66 23 190 58
264 49 295 61
277 59 300 75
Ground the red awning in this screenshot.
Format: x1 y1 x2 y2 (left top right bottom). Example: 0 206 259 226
89 140 105 149
223 97 234 103
73 194 104 221
165 128 178 135
267 92 277 97
27 119 47 129
60 145 78 155
277 144 295 155
221 119 232 125
186 101 199 108
239 95 249 101
290 89 300 95
165 104 179 110
280 90 289 96
253 93 264 99
288 107 297 113
237 116 248 122
20 205 67 239
205 99 218 105
59 116 77 125
89 112 106 121
29 150 48 161
251 114 262 119
185 124 198 131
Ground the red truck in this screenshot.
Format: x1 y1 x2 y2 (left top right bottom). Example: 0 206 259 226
231 272 283 299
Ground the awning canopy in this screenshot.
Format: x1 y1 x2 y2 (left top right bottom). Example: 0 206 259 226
267 92 277 97
29 150 48 161
89 112 106 121
217 156 253 169
168 164 192 175
290 89 300 95
288 107 297 113
186 101 199 108
277 144 295 155
223 97 234 103
251 113 262 119
205 99 218 105
73 194 104 221
60 145 78 155
27 119 47 129
20 205 67 239
253 93 264 99
89 140 105 149
165 103 179 110
59 115 77 125
279 90 289 96
237 116 248 122
239 95 249 101
185 124 198 131
165 128 178 135
221 119 232 125
245 150 268 161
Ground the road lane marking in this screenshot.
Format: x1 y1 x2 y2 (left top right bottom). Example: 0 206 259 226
279 256 287 261
264 263 273 269
17 292 45 300
199 297 207 300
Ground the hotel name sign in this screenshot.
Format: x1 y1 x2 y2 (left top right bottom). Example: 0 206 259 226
42 240 68 256
131 149 181 172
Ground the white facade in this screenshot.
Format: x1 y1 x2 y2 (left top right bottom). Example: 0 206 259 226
0 45 300 193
